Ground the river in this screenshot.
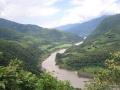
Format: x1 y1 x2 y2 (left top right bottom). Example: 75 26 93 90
75 41 83 46
42 47 90 89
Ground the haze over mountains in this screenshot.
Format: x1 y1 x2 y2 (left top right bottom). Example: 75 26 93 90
57 15 108 37
56 14 120 74
0 0 120 89
0 13 120 90
0 14 119 72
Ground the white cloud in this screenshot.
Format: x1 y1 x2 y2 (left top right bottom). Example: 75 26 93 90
56 0 120 27
0 0 6 14
0 0 60 20
104 1 120 14
0 0 120 28
28 6 59 17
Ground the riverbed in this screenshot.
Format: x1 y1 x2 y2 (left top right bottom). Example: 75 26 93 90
42 49 89 89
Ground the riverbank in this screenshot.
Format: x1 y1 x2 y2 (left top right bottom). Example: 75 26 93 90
55 62 94 79
42 49 90 89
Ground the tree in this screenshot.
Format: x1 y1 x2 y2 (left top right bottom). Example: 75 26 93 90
0 59 75 90
85 52 120 90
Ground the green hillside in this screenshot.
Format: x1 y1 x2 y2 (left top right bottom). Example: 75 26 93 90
0 18 82 74
57 15 107 37
56 14 120 74
0 15 120 90
0 18 80 90
0 18 81 43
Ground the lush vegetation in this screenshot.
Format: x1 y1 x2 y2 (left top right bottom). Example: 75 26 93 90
0 18 82 73
0 39 42 74
0 18 81 44
0 59 75 90
56 14 120 75
0 18 81 89
86 52 120 90
0 14 120 90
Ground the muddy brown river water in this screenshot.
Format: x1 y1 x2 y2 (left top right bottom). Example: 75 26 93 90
42 49 90 89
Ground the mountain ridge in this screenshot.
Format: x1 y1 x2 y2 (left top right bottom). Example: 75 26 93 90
0 18 81 74
56 15 108 37
56 14 120 73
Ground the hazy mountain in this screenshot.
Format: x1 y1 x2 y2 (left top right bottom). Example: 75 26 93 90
56 14 120 72
0 18 81 43
56 15 107 37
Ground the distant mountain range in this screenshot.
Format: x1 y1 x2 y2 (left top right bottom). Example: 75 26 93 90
56 15 107 37
56 14 120 71
0 18 81 43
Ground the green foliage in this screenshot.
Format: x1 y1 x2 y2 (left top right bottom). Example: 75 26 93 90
0 59 75 90
0 59 38 90
0 39 42 74
85 52 120 90
56 14 120 73
0 18 81 74
0 18 81 44
37 73 74 90
0 28 23 41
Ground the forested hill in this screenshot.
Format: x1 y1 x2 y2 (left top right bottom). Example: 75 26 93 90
56 14 120 73
56 15 107 37
0 18 81 43
0 18 81 74
0 18 77 90
85 14 120 43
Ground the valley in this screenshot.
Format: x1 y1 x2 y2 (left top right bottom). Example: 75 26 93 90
42 44 89 89
0 14 120 90
56 14 120 75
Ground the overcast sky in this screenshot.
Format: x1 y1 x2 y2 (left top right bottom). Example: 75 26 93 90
0 0 120 28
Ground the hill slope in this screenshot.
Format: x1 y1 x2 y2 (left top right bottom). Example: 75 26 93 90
0 18 81 43
0 18 81 73
57 16 107 37
56 14 120 73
